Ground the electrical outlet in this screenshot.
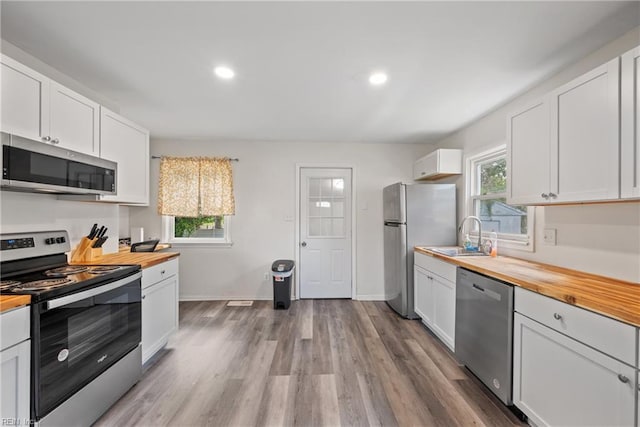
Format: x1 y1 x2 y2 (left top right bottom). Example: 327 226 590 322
543 228 557 245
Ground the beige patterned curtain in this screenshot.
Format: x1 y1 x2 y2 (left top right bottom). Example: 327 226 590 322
157 156 236 217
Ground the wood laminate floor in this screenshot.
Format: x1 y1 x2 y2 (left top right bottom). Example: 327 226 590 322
95 300 526 427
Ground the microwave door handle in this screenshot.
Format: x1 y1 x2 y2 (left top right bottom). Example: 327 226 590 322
46 271 142 310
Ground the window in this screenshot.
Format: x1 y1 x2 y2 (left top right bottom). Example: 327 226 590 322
162 215 232 246
466 145 534 250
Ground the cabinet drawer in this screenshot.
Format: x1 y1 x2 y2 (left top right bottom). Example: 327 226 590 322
414 252 456 283
515 287 636 366
1 306 30 350
142 258 178 289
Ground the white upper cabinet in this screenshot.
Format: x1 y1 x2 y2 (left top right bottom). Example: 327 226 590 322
413 149 462 181
99 108 149 205
549 58 620 203
0 55 99 156
0 54 50 141
507 98 550 205
49 81 100 155
621 46 640 199
508 58 620 205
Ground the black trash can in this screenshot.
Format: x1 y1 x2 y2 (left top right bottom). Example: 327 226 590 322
272 260 295 309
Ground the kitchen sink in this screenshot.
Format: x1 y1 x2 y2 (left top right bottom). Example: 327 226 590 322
428 247 489 257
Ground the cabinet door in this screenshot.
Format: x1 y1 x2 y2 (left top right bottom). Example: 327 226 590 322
513 313 635 427
507 98 550 205
49 81 99 155
142 275 178 363
0 340 30 422
99 108 150 205
621 46 640 199
549 58 620 203
431 275 455 351
0 55 50 141
413 265 433 325
413 152 437 180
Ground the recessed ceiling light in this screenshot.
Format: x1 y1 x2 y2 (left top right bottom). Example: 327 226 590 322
214 66 235 79
369 72 388 86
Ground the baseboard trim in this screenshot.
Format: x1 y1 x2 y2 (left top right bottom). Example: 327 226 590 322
179 296 272 301
179 295 386 302
356 295 387 301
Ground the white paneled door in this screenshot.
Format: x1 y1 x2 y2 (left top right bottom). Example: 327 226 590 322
299 168 352 299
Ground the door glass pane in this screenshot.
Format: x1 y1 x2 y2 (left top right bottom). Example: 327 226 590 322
479 158 507 195
332 219 345 237
309 178 322 197
332 200 344 217
332 179 344 196
473 198 528 235
309 218 322 236
320 178 332 196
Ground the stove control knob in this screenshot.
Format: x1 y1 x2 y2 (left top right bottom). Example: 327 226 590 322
56 237 66 244
45 238 54 245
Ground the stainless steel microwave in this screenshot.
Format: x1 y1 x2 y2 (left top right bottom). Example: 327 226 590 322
1 132 117 195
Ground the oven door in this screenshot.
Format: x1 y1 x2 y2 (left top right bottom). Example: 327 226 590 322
33 272 142 420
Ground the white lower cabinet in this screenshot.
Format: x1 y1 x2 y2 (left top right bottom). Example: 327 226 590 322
141 259 179 364
513 313 636 427
0 306 30 423
413 253 456 351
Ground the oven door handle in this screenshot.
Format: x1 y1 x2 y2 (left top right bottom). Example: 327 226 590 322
46 271 142 310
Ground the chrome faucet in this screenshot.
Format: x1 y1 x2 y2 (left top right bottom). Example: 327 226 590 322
458 216 482 250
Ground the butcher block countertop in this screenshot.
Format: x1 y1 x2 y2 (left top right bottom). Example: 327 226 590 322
415 247 640 328
0 295 31 313
73 251 180 269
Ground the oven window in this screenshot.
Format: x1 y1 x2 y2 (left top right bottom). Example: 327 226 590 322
36 279 141 418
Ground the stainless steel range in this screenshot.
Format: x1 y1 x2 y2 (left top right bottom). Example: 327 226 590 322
0 230 142 426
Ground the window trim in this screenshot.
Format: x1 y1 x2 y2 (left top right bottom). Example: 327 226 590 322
464 144 534 252
161 215 233 248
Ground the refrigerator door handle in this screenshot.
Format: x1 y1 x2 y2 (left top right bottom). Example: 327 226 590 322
384 221 403 227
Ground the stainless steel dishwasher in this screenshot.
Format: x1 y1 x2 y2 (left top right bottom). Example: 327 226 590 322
455 267 514 405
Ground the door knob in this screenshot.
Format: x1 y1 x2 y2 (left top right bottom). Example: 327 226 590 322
301 241 307 247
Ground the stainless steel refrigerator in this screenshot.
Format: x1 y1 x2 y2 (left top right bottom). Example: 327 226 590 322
383 182 456 318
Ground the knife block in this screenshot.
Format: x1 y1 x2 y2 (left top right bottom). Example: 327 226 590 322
70 237 103 263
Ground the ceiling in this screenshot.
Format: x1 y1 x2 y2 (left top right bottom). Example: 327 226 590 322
1 1 638 144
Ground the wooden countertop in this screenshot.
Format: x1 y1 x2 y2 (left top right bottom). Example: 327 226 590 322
415 246 640 328
0 295 31 313
73 251 180 269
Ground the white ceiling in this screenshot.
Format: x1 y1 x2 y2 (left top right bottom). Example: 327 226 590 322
1 1 638 144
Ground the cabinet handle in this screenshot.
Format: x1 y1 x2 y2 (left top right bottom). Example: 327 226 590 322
161 270 166 274
548 192 557 198
51 138 60 144
421 172 426 176
553 313 562 320
142 295 146 299
42 136 51 142
617 374 629 383
541 193 549 199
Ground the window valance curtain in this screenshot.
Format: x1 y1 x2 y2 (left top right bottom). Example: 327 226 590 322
157 156 236 217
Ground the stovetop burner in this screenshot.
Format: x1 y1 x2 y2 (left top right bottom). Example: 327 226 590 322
0 280 22 290
45 265 90 277
88 266 122 274
16 278 77 291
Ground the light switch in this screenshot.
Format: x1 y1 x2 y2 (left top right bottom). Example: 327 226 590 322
543 228 557 245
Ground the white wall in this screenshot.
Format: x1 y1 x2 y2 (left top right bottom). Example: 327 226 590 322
0 191 120 254
130 139 420 300
421 27 640 283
